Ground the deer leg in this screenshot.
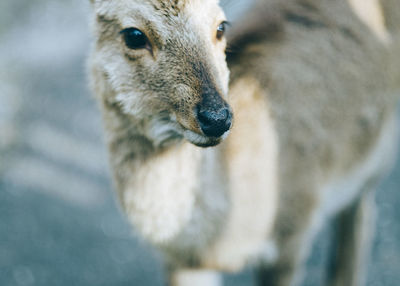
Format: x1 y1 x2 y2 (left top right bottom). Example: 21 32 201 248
327 189 377 286
255 193 321 286
255 231 316 286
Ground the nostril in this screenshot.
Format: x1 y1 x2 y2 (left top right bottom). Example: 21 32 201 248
198 110 217 127
223 108 232 126
197 107 232 138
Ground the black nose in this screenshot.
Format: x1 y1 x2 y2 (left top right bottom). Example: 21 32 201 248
197 107 232 137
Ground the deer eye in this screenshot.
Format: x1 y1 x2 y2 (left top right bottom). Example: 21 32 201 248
120 28 149 50
216 21 229 40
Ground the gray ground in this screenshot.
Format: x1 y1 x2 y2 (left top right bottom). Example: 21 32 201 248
0 1 399 285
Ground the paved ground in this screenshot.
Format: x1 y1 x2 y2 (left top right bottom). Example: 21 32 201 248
0 1 399 285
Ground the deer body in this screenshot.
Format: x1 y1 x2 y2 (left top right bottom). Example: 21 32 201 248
89 0 400 285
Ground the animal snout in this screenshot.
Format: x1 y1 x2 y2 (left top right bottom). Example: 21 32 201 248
197 105 232 138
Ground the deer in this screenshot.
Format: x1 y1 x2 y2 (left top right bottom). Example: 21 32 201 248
88 0 400 285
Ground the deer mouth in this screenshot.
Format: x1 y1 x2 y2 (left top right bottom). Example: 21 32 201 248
182 128 230 147
176 114 232 147
162 111 232 148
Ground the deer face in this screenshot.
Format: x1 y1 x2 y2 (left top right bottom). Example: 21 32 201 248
90 0 232 147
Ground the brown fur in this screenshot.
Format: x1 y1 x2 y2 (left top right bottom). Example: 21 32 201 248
88 0 400 285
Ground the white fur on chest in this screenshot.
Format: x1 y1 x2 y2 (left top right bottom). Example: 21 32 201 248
123 143 202 244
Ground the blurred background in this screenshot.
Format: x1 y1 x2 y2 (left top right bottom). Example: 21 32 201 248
0 0 399 285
